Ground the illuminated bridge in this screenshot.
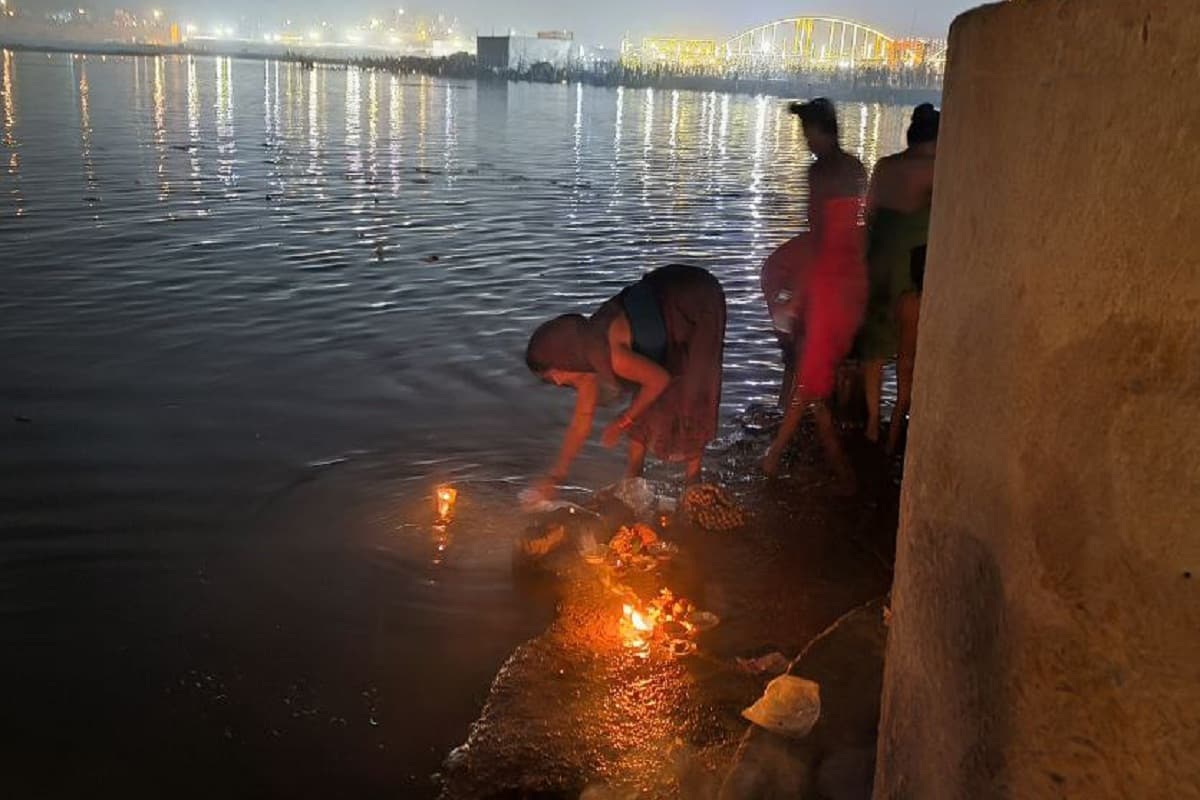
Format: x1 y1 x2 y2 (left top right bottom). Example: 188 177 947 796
626 15 945 74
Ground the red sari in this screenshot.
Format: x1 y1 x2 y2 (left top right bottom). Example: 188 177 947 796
763 198 867 399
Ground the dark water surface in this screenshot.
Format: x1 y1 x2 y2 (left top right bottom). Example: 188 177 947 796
0 50 907 796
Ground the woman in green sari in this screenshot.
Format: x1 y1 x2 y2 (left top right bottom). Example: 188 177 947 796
860 104 939 449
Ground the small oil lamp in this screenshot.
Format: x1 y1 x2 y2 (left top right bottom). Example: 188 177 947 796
620 602 656 651
435 485 458 524
626 605 654 633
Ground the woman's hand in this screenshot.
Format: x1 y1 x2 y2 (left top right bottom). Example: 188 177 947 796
521 474 560 509
537 376 597 508
536 473 560 499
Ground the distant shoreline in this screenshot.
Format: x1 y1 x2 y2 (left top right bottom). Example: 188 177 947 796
0 38 941 106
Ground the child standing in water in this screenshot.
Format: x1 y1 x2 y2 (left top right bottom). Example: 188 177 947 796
762 99 868 493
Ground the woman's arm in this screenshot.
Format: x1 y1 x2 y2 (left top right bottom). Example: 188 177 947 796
549 375 598 480
602 322 671 447
611 346 670 417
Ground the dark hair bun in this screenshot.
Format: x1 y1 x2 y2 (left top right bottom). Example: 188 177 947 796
907 103 940 146
912 103 938 123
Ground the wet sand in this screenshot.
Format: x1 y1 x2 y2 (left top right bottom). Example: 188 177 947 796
438 415 898 798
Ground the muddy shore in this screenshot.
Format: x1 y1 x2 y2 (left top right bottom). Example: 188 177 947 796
437 413 898 798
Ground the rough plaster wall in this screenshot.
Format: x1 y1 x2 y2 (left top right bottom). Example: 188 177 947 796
875 1 1200 798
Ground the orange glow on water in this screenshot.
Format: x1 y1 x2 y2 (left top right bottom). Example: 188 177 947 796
435 485 457 522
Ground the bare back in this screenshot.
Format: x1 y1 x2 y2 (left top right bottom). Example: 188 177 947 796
808 149 867 240
868 149 936 214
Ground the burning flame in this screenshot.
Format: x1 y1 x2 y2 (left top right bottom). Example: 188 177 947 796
620 602 658 651
435 485 457 522
623 604 654 633
617 587 703 656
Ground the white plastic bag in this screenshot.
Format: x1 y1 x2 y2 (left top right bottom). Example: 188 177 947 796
742 675 822 739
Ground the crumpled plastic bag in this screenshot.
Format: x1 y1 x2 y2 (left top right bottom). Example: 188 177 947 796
610 477 677 516
742 675 821 739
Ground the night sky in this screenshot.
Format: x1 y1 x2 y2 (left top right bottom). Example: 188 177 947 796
17 0 984 45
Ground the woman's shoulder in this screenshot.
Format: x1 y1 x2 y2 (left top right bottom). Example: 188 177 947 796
590 292 624 323
871 152 905 183
606 308 631 345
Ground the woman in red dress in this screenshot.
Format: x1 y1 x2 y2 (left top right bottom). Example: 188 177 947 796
762 99 868 492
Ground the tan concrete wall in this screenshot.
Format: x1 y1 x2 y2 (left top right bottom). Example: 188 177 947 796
875 1 1200 798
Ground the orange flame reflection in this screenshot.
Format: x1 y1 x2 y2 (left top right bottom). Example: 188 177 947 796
435 485 457 522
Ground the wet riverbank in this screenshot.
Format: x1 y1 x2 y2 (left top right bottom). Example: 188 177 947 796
437 413 898 798
1 51 910 796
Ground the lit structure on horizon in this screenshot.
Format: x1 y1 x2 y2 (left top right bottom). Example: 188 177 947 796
623 15 947 75
5 4 471 56
478 30 579 72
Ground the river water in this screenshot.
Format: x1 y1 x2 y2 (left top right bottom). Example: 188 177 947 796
0 50 908 796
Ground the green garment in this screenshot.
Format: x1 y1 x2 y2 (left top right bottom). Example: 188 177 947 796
858 206 930 359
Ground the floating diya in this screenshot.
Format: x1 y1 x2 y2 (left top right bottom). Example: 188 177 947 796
435 485 458 523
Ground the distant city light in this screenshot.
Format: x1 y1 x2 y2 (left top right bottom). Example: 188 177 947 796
308 30 322 42
152 9 162 21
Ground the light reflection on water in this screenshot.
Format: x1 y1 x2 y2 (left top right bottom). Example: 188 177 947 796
0 51 910 795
